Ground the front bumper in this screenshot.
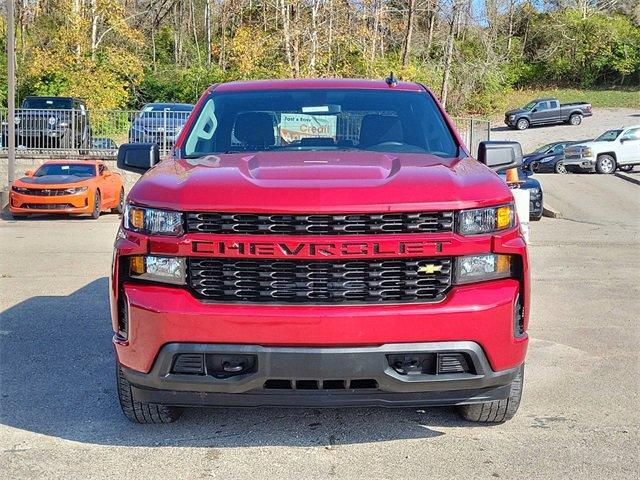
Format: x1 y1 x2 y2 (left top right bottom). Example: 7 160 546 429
9 190 92 214
564 157 595 172
122 341 521 408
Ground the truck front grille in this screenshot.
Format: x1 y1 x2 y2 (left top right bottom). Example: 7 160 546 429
188 257 452 304
186 211 454 235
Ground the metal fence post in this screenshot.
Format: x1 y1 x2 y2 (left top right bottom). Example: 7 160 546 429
71 109 76 151
469 118 474 156
163 109 168 156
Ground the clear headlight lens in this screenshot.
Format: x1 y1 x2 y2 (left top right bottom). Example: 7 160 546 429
12 186 28 193
582 147 593 157
454 254 513 285
457 205 514 235
48 116 57 126
129 255 186 285
508 115 515 120
124 204 183 236
14 117 21 125
63 186 88 194
539 156 553 163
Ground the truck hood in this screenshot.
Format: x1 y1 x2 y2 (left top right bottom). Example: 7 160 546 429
505 108 528 117
566 140 612 152
129 151 514 212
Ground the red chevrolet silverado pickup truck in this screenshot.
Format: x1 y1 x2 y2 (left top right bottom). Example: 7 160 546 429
112 78 529 424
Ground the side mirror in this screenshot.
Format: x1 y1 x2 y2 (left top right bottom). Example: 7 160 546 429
477 141 523 172
117 143 159 174
25 170 34 177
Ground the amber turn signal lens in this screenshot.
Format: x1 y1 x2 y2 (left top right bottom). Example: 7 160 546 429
496 206 512 229
130 208 145 229
129 256 145 275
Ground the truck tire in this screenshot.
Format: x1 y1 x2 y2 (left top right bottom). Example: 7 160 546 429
117 364 183 424
516 118 529 130
569 113 582 126
595 154 616 174
457 364 524 423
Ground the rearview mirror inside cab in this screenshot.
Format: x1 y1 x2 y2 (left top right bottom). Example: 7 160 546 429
477 141 523 172
117 143 160 174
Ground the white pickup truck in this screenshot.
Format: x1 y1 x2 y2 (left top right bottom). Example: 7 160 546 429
563 125 640 174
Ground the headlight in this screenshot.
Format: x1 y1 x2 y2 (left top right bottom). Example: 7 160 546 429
129 255 186 285
539 156 553 163
454 254 513 285
582 147 593 157
508 115 515 120
48 116 57 126
63 186 88 194
14 117 20 125
457 205 514 235
12 186 28 193
124 204 184 236
59 122 68 128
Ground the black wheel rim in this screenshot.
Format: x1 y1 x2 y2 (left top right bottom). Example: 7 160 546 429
94 194 100 215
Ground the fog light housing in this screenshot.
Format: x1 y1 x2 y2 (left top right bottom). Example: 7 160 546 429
454 254 513 285
128 255 186 285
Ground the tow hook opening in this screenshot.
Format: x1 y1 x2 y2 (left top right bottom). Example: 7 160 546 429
387 352 473 375
207 354 257 378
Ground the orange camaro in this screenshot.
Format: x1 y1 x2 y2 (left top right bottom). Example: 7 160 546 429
10 160 124 219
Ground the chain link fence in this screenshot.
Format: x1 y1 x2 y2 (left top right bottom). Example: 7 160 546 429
0 108 490 159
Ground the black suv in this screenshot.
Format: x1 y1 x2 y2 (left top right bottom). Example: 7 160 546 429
3 96 92 152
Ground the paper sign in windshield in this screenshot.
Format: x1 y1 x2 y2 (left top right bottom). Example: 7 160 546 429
280 113 337 144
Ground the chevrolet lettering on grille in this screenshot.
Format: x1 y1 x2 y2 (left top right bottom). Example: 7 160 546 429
191 239 447 258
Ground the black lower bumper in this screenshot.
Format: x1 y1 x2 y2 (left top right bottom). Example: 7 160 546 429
122 342 521 408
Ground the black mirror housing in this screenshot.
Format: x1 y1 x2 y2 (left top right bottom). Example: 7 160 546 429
117 143 160 174
477 141 523 172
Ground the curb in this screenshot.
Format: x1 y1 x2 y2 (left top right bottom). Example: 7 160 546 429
614 171 640 186
542 203 562 219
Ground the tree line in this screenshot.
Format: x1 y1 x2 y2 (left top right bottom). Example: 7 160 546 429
1 0 639 114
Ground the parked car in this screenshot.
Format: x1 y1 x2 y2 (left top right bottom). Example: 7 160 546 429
504 98 592 130
499 167 543 221
92 137 118 150
113 78 530 424
2 96 92 152
128 103 194 146
523 141 579 174
563 125 640 174
9 160 123 219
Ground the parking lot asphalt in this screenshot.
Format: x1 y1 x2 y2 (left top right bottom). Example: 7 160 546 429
1 174 639 479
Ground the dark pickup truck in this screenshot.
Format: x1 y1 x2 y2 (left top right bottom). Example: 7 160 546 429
505 98 592 130
2 96 92 152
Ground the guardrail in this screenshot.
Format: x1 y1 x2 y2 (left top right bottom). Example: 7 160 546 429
0 108 490 159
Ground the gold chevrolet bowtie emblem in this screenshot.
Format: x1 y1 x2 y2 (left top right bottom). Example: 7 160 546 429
418 264 443 274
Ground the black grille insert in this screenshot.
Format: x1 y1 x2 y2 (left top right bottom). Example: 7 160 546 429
186 211 454 235
188 257 452 304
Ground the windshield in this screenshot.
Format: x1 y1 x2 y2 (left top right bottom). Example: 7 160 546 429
183 89 458 158
22 97 74 109
34 164 96 177
594 130 622 142
523 101 536 111
534 143 555 154
141 104 193 118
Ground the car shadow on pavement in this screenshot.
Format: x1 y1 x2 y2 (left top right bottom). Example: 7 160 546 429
1 278 490 448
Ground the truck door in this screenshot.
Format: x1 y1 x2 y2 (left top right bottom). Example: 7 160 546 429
548 100 561 123
532 101 551 125
619 128 640 164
